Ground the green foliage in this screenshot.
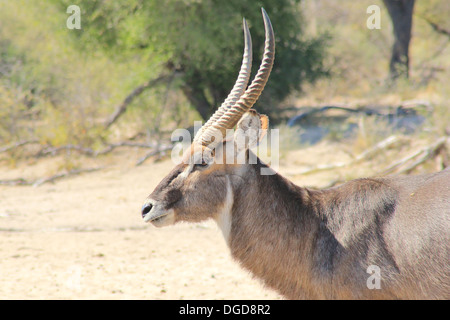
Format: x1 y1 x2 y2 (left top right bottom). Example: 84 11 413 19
0 86 28 142
58 0 330 119
0 0 158 148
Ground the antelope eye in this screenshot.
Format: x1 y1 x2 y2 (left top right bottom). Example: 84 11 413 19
192 153 213 168
194 162 206 169
194 156 211 167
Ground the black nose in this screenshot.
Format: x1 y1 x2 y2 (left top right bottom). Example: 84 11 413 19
141 203 153 218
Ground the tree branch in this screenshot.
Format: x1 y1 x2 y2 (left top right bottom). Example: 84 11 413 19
420 16 450 38
104 71 182 130
135 144 173 166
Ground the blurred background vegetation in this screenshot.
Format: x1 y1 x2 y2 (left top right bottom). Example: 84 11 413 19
0 0 448 181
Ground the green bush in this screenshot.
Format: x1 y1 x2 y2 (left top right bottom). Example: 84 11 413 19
56 0 330 121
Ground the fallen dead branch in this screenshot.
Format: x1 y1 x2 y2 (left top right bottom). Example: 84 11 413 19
307 136 449 189
0 178 29 186
379 136 448 175
136 145 173 166
290 135 401 176
32 167 105 187
288 135 449 178
36 144 97 157
29 140 172 159
1 138 175 184
286 100 433 127
0 167 104 187
0 140 39 154
96 141 164 156
0 138 174 186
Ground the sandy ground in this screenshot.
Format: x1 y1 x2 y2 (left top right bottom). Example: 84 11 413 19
0 154 289 300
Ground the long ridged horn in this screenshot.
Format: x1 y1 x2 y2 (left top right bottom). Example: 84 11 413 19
193 18 253 142
199 8 275 149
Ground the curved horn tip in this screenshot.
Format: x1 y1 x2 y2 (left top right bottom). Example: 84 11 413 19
242 18 251 46
242 18 248 34
261 7 268 17
261 8 273 31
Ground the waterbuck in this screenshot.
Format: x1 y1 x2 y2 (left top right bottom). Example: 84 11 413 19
141 9 450 299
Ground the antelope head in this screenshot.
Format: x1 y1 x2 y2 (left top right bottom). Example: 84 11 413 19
141 8 275 229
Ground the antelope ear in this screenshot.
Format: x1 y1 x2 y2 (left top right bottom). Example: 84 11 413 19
234 109 268 152
259 114 269 142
